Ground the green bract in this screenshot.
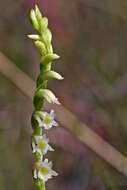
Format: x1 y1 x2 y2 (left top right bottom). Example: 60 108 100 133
28 4 63 190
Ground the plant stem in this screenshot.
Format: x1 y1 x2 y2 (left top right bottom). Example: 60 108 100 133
35 179 45 190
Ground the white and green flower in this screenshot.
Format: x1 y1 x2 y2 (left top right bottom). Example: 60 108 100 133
35 89 60 105
40 89 60 105
32 134 54 155
41 110 58 129
35 109 58 129
34 159 58 182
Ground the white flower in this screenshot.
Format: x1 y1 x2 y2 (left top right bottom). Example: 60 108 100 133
41 110 58 129
32 134 54 155
34 159 58 182
34 110 58 129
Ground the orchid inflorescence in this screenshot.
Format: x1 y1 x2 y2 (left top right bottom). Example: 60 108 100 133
28 5 63 190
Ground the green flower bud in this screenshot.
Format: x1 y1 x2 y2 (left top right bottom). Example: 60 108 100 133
37 71 63 86
28 34 40 40
34 89 60 109
47 44 53 53
30 9 39 31
34 5 42 23
42 71 64 80
40 54 60 65
41 28 52 44
40 17 48 33
35 41 47 55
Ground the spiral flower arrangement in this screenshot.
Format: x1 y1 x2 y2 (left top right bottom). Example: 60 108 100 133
28 5 63 190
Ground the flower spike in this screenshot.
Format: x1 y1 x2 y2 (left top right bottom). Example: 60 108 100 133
28 4 63 190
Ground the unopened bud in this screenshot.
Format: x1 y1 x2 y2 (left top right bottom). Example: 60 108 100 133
28 34 40 40
37 71 63 86
40 53 60 65
34 5 42 23
35 41 47 55
30 9 39 31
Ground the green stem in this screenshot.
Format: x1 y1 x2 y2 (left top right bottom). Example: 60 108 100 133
35 179 46 190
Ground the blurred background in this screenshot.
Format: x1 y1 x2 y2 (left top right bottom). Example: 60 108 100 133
0 0 127 189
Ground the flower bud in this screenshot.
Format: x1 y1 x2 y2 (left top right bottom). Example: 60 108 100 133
40 53 60 65
40 17 48 33
30 9 39 31
34 89 60 109
47 44 53 54
41 28 52 44
35 41 47 55
37 71 63 86
28 34 40 40
34 5 42 23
